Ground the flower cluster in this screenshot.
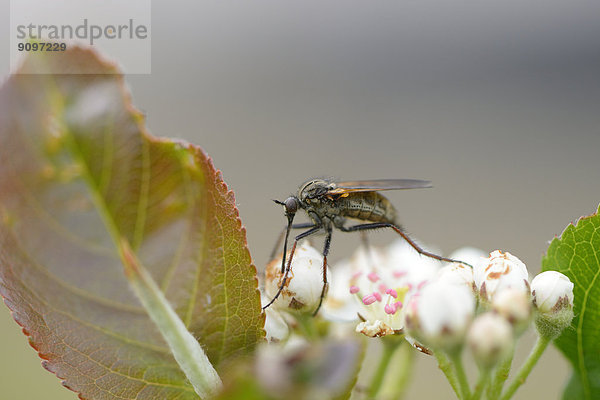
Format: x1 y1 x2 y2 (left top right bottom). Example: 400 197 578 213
262 239 575 361
261 238 576 400
323 245 575 364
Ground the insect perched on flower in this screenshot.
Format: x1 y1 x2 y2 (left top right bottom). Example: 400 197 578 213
263 178 472 315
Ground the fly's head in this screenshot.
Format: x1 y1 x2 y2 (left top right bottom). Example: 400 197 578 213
274 196 301 219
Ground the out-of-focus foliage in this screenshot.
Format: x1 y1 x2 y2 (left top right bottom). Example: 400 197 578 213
0 47 264 399
216 339 364 400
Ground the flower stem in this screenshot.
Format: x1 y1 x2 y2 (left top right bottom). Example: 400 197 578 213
296 313 318 339
368 340 398 398
450 353 471 400
471 369 491 400
378 340 414 400
500 335 551 400
487 352 513 400
435 352 461 398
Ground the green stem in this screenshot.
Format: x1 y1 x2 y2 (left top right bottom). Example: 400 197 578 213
500 335 551 400
450 353 472 400
487 353 514 400
378 340 414 400
391 342 414 399
471 369 491 400
435 352 461 399
296 313 318 339
368 340 397 398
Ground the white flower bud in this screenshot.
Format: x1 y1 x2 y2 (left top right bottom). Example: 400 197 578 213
531 271 574 313
468 313 513 369
437 263 476 293
387 239 442 284
476 250 530 302
531 271 574 338
265 241 331 314
263 306 290 342
491 288 532 334
404 281 476 352
448 247 487 269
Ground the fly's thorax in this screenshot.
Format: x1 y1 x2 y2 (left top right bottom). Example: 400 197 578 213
301 196 340 223
298 179 334 202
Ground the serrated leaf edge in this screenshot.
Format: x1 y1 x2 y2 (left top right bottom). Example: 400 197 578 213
542 202 600 400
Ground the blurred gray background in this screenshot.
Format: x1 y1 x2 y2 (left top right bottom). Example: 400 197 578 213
1 1 599 399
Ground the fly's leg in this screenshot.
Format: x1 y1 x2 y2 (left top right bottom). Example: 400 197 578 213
263 225 322 310
339 222 473 268
312 226 332 316
269 222 318 264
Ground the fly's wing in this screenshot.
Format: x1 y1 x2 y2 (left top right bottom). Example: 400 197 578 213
327 179 432 194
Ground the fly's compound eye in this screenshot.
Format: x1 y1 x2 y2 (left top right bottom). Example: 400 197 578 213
284 197 299 214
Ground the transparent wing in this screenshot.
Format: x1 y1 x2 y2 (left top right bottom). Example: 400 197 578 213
327 179 432 194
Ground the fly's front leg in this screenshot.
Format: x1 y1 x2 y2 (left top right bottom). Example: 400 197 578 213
263 225 323 310
269 222 318 263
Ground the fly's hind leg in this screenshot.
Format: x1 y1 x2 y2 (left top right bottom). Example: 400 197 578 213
338 222 473 268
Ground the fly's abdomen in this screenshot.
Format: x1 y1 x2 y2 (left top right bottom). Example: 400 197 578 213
339 192 396 224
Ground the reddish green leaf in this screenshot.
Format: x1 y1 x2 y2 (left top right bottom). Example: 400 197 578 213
0 48 264 399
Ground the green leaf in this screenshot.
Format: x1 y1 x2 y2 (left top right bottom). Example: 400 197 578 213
0 48 264 399
562 371 586 400
541 204 600 400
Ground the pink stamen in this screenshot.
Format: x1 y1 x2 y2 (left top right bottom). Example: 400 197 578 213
378 283 388 293
362 294 377 305
352 271 363 279
385 288 398 298
349 285 360 294
393 270 407 278
373 292 382 302
367 272 380 282
384 304 397 315
394 301 403 309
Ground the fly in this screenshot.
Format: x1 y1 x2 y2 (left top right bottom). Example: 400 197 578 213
263 178 471 316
